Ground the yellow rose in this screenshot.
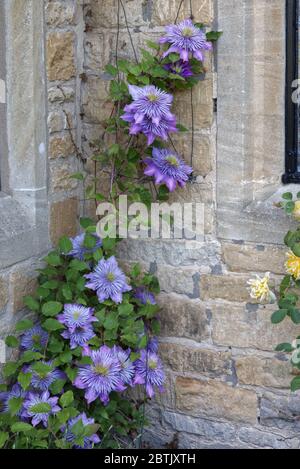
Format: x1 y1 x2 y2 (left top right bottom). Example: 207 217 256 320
293 201 300 220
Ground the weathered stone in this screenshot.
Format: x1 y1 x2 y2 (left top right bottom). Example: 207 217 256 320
46 32 76 81
159 342 232 377
49 134 75 158
235 354 292 388
48 110 75 134
45 1 76 27
175 376 258 424
156 265 198 297
0 275 8 311
81 77 111 123
163 411 236 441
48 86 75 103
173 79 214 130
158 293 210 342
238 426 300 449
222 241 286 274
200 273 251 302
10 266 38 313
50 198 78 246
152 0 213 25
260 391 300 433
50 162 79 191
171 133 213 177
117 239 221 268
84 0 148 29
212 303 300 352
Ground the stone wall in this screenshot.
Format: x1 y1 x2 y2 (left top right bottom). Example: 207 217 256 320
0 0 299 450
80 0 300 449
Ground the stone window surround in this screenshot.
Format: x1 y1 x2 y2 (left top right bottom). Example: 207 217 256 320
216 0 297 245
0 0 50 269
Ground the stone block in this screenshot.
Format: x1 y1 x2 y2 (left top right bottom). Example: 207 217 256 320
221 241 286 275
235 354 292 388
159 342 232 377
50 198 78 245
175 376 258 424
200 273 251 302
46 32 76 81
49 134 75 158
45 1 76 27
158 293 210 342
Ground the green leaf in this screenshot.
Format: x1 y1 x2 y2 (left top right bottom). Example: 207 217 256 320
118 303 134 316
271 309 288 324
31 362 53 376
65 367 77 382
11 422 33 433
292 243 300 257
206 31 223 41
103 315 119 330
3 361 19 378
48 337 64 353
41 280 59 290
0 432 8 448
62 284 73 301
19 351 43 364
18 372 32 390
42 318 64 331
30 403 51 414
275 343 293 352
60 391 74 408
44 252 62 266
59 350 73 364
49 379 66 394
291 308 300 324
291 375 300 392
8 397 23 416
15 319 34 332
24 296 40 312
42 301 63 317
146 40 160 50
285 201 295 214
282 192 293 200
5 335 19 348
69 259 89 271
108 143 120 156
105 64 118 77
59 236 73 254
80 217 94 229
176 123 189 132
84 233 97 249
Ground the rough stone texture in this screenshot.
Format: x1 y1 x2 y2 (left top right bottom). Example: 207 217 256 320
222 242 286 275
0 0 296 450
158 293 210 342
46 32 76 81
9 266 39 313
175 377 258 424
200 273 252 302
0 276 9 311
235 354 292 388
50 198 78 245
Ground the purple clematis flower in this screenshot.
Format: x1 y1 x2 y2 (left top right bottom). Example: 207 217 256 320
144 147 193 192
85 256 131 304
147 337 159 354
134 287 156 305
124 85 174 125
68 233 102 261
112 346 135 386
121 85 177 145
133 350 165 398
61 326 95 350
160 19 212 62
23 391 61 427
63 412 101 449
20 324 49 352
164 60 193 78
25 361 66 391
58 304 98 331
73 346 126 405
1 384 27 417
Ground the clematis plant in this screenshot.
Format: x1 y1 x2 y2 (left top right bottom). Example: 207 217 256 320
0 17 222 449
0 221 162 449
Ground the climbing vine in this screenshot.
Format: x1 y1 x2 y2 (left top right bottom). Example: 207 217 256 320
0 2 221 450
